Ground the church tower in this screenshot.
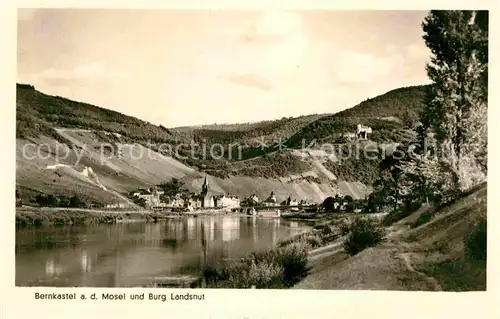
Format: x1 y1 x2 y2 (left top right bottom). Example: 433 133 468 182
201 176 209 207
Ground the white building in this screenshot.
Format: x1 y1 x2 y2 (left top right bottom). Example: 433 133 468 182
133 188 163 207
215 194 241 209
356 124 373 139
262 192 279 207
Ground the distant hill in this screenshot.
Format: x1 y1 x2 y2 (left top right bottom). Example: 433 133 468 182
171 114 328 147
286 85 427 148
169 85 427 151
16 83 180 144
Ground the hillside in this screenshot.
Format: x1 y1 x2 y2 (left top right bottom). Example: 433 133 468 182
179 85 427 183
171 114 328 149
286 85 427 148
16 130 371 206
296 183 487 291
171 85 427 154
16 84 180 145
15 83 427 207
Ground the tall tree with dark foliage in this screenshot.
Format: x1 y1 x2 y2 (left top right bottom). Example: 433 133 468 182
421 10 488 190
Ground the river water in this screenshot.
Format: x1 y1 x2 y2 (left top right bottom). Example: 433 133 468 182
15 215 308 287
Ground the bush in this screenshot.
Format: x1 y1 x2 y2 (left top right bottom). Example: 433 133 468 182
203 259 285 289
315 223 336 236
333 218 351 236
465 218 487 263
322 197 336 212
35 194 59 207
203 243 309 288
343 217 386 255
277 230 323 249
251 243 309 287
412 211 433 228
69 195 84 208
131 196 147 208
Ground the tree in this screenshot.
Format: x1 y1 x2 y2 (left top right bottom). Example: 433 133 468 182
16 189 22 207
401 109 416 128
377 144 408 211
158 178 184 197
421 10 488 190
322 197 336 212
59 196 70 207
35 195 47 206
343 217 386 256
398 152 457 206
46 194 59 207
343 195 353 203
69 195 84 208
365 191 385 214
132 196 147 208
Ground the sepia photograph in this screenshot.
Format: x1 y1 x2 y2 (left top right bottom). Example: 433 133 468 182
15 8 487 291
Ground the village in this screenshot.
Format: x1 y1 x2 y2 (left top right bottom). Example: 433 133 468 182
123 173 365 217
127 176 315 212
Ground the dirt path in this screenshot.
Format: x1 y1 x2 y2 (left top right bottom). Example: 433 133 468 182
397 252 442 291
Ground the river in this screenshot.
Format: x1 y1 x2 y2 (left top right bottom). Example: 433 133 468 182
15 215 308 287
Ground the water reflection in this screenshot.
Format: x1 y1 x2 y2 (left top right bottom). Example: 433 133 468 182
16 216 308 287
222 218 240 242
45 258 63 276
186 218 194 240
203 218 215 241
252 218 257 243
81 250 92 272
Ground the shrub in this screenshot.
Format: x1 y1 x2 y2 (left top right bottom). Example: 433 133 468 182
322 197 336 212
334 218 351 236
246 260 284 288
131 196 147 208
412 211 434 228
277 230 323 249
252 243 309 286
343 217 386 255
202 260 283 288
315 223 336 236
69 195 84 208
465 217 487 263
203 243 309 288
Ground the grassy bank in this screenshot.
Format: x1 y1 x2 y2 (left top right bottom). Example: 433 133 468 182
15 208 172 228
199 216 361 288
295 183 487 291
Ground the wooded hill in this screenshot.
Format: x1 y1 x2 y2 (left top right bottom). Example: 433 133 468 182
16 83 428 183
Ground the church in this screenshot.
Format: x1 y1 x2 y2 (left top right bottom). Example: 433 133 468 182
200 176 215 208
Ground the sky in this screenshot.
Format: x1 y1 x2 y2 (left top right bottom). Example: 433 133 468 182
17 9 432 128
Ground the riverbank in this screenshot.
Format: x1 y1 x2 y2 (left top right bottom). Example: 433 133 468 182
16 208 164 228
15 206 235 228
194 210 410 289
193 217 343 289
281 210 387 223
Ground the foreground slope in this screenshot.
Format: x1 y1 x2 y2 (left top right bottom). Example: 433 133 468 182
296 183 487 291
